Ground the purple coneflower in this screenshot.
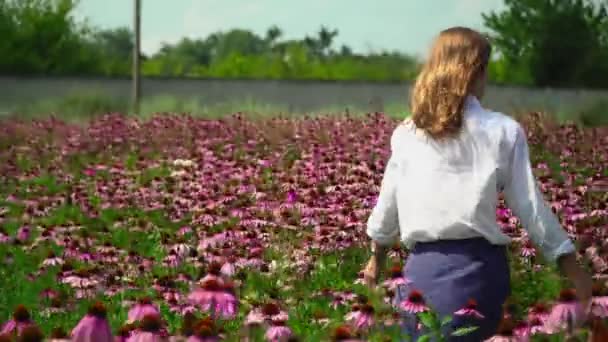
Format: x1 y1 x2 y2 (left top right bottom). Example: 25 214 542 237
127 315 166 342
16 226 30 242
115 324 137 342
17 325 44 342
330 325 363 342
484 318 519 342
512 320 530 340
344 303 375 331
591 282 608 318
49 327 69 342
526 302 550 323
264 319 293 342
381 264 411 292
1 305 34 336
520 240 536 258
186 318 219 342
399 290 429 314
220 257 237 277
545 288 584 334
527 317 547 335
187 278 221 312
454 299 485 319
70 301 114 342
127 297 160 324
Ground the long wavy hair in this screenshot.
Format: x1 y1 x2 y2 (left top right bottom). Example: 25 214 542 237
410 27 492 139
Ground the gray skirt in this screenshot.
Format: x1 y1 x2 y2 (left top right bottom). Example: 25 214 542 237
393 237 511 341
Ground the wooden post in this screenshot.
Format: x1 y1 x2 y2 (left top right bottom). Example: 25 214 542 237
132 0 141 115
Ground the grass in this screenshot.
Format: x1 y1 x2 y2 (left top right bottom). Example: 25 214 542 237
1 91 412 122
3 90 606 128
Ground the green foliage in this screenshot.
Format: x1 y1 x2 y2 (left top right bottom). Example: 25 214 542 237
0 0 102 75
2 0 608 87
483 0 608 88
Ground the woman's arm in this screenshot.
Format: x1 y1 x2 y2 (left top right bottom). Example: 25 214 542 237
363 143 401 285
502 125 576 263
366 153 400 248
502 125 592 310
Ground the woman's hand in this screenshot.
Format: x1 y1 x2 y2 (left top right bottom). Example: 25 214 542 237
362 256 380 288
558 253 593 323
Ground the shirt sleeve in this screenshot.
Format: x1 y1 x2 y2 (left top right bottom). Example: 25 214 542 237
366 147 400 247
502 125 576 263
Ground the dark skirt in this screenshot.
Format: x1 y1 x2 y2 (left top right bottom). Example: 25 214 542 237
393 237 511 341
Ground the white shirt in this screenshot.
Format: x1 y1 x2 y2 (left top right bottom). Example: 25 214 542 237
366 95 576 263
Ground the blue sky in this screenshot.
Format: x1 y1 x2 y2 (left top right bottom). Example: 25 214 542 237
75 0 505 57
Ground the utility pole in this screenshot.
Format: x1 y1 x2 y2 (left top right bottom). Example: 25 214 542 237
132 0 141 115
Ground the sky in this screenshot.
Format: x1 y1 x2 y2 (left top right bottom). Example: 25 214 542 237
75 0 506 58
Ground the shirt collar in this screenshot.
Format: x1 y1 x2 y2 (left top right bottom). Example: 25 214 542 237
464 95 482 113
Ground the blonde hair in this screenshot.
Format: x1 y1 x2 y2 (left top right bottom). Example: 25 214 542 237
410 27 492 139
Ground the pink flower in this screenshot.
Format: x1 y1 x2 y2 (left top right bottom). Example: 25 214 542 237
399 290 429 314
454 299 485 319
381 264 411 291
245 303 289 326
83 168 96 177
220 258 237 277
484 318 519 342
127 298 160 324
513 320 530 340
519 240 536 258
545 289 584 334
527 317 547 335
344 304 375 330
1 305 34 336
264 320 293 342
188 278 238 318
126 315 166 342
526 303 550 323
286 190 297 204
16 226 30 242
591 283 608 318
71 302 113 342
127 332 167 342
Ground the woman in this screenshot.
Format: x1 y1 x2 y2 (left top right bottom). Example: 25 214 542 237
362 27 592 341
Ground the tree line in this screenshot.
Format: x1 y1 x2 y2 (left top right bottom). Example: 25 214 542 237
1 0 608 88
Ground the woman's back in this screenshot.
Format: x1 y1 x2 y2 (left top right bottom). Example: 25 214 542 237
389 95 517 247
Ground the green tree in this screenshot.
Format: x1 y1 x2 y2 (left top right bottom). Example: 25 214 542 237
483 0 608 88
93 27 134 75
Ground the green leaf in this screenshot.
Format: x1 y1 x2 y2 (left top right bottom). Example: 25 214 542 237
451 326 479 336
417 311 439 330
440 315 453 326
416 334 432 342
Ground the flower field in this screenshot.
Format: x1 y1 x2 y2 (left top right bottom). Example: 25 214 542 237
0 112 606 341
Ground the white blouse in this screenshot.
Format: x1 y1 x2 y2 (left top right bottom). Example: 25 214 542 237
366 95 576 263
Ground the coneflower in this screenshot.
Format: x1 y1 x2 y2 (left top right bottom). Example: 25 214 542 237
264 319 293 342
545 288 584 334
186 319 219 342
346 303 375 331
49 327 69 342
128 315 165 342
1 305 34 336
591 282 608 318
484 317 518 342
381 263 410 291
16 325 43 342
127 297 160 324
399 290 429 314
454 299 485 319
180 312 198 337
330 325 363 342
115 324 136 342
70 301 113 342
